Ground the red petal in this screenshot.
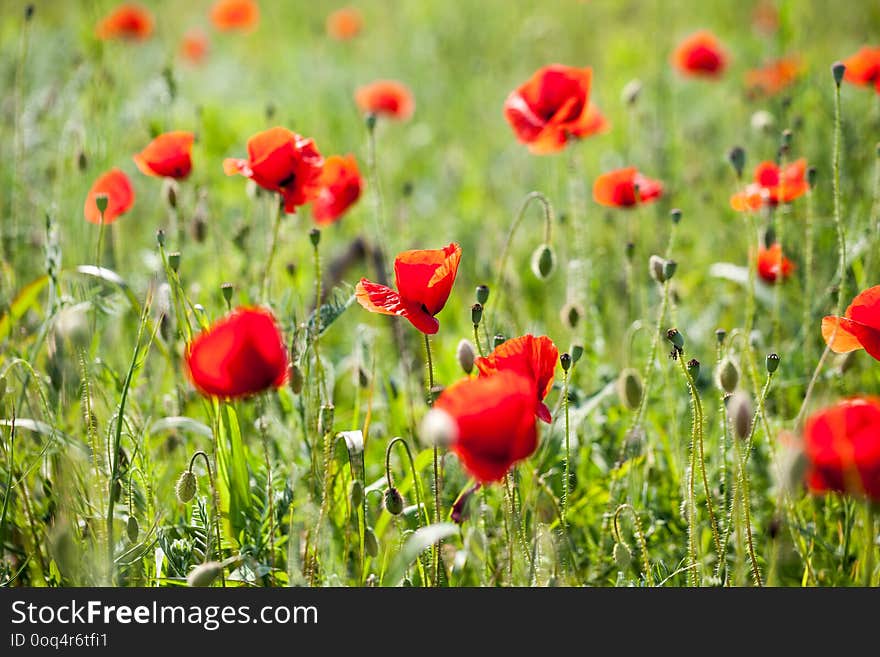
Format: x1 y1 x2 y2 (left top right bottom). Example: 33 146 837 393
84 168 135 225
210 0 260 32
475 334 558 418
354 80 415 120
133 131 194 179
394 243 461 316
673 31 727 77
312 154 363 224
593 168 638 207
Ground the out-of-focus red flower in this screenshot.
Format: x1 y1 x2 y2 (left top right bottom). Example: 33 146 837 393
756 243 795 284
842 46 880 93
355 80 414 120
223 127 324 214
593 167 663 208
433 370 539 483
133 132 194 180
180 28 209 64
185 307 288 398
673 31 727 78
745 56 802 97
504 65 608 154
312 154 363 225
822 286 880 361
730 159 809 211
210 0 260 33
751 0 779 35
475 334 558 423
84 168 135 225
95 4 154 41
326 7 363 40
804 398 880 501
355 243 461 334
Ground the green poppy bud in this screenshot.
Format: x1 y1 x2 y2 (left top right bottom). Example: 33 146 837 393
175 469 198 503
531 244 556 280
384 487 404 515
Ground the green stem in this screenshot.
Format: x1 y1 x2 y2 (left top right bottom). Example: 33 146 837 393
260 196 283 302
561 368 571 524
613 504 654 586
424 333 442 586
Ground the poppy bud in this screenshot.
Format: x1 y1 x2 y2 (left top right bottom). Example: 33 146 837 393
94 193 109 216
613 541 632 569
156 229 166 248
766 352 780 373
364 527 379 557
649 254 667 283
319 403 335 435
621 78 642 106
221 282 234 305
77 149 87 171
560 352 572 372
168 251 181 272
289 363 304 394
570 343 584 364
715 328 726 345
560 301 584 329
831 61 846 86
727 146 746 179
25 4 34 20
617 368 644 410
493 334 506 349
285 262 297 279
419 408 458 447
663 259 677 281
163 178 179 209
686 358 700 379
187 561 224 587
531 243 556 280
350 479 364 508
728 392 753 441
457 339 476 374
471 303 483 326
309 228 321 248
666 328 684 350
476 284 489 305
126 515 139 542
764 226 776 248
716 357 739 393
384 487 404 515
670 208 682 224
175 469 198 503
624 241 635 261
365 112 377 132
807 166 817 188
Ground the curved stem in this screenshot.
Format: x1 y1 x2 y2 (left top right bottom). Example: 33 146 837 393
385 437 430 528
613 503 654 586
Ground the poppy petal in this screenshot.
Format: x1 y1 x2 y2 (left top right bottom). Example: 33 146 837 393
355 279 407 317
821 316 880 358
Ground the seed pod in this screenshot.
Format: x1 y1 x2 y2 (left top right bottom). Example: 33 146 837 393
221 282 234 305
94 194 109 215
77 149 88 171
175 470 198 503
831 61 846 86
493 334 505 349
617 368 643 411
350 479 364 508
309 228 321 248
126 516 139 542
666 328 684 350
168 251 181 272
766 353 780 374
364 527 379 557
187 561 224 587
457 339 476 374
471 303 483 326
715 328 727 345
384 487 404 515
727 146 746 179
807 166 817 188
289 363 304 394
475 285 489 305
670 208 682 224
531 244 556 280
613 542 633 569
716 357 739 393
560 353 572 372
686 359 700 379
728 391 753 441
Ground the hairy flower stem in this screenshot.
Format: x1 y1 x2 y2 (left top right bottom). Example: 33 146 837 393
803 188 816 378
473 325 486 357
613 504 654 586
733 434 762 586
424 334 443 586
189 450 224 584
260 196 283 302
865 503 876 587
561 369 571 524
385 437 429 585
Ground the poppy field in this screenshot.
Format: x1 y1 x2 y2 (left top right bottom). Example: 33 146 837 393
2 0 880 589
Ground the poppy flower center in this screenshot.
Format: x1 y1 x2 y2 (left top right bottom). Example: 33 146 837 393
278 172 296 188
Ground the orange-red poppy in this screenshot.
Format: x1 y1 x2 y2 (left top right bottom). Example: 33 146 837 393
356 243 461 334
326 7 363 40
84 168 135 225
210 0 259 33
503 65 607 154
745 56 802 97
673 31 727 78
804 398 880 501
433 370 539 483
133 132 194 180
822 286 880 362
730 159 809 211
842 46 880 93
475 334 558 423
180 28 209 64
593 167 663 208
224 127 324 214
756 243 795 284
312 154 363 225
751 0 778 35
185 307 288 399
95 4 154 41
355 80 414 121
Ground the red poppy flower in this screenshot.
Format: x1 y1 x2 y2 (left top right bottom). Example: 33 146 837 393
433 370 539 483
745 56 802 97
327 7 363 40
133 132 194 180
355 243 461 335
223 127 324 214
593 167 663 208
83 168 135 225
180 28 209 64
185 307 288 399
210 0 259 32
95 4 153 41
673 31 728 78
474 334 558 423
756 243 795 284
822 286 880 362
312 154 364 225
804 398 880 501
730 159 809 211
503 65 606 154
842 46 880 93
355 80 415 120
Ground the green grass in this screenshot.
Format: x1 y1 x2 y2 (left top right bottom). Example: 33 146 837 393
1 0 879 587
